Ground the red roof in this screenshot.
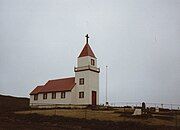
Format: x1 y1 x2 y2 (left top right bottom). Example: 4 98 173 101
30 77 76 95
30 85 43 95
78 43 96 58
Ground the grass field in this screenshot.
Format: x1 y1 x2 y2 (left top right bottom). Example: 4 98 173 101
16 108 180 127
1 94 180 130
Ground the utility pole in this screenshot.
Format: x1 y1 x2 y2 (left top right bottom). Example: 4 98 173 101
106 66 108 106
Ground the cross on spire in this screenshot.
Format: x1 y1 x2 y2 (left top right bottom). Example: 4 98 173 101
85 34 89 43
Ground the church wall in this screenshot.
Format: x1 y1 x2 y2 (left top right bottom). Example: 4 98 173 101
30 95 35 104
73 71 99 105
74 70 91 105
30 91 72 106
70 86 76 104
89 71 99 105
78 56 97 67
74 55 99 105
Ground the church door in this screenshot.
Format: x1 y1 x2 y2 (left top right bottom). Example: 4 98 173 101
92 91 96 106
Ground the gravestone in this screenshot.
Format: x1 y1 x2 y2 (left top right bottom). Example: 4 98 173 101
142 102 146 114
155 107 159 112
133 108 142 115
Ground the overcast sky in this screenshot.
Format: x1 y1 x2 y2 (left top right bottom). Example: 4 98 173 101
0 0 180 105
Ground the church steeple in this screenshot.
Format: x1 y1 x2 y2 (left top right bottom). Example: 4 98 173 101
74 34 100 105
78 34 96 58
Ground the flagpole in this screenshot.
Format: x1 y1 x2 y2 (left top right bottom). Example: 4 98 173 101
106 66 108 106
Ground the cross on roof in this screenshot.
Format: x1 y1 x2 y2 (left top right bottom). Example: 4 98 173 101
85 34 89 43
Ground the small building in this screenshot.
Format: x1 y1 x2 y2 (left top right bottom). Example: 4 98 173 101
29 35 100 108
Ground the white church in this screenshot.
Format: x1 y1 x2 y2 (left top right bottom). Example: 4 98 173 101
30 35 100 108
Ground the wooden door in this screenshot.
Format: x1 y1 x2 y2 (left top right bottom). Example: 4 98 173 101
92 91 96 106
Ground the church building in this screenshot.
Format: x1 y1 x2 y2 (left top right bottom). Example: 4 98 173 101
30 35 100 108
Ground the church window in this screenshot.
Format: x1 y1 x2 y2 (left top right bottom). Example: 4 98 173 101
91 59 95 66
34 94 38 100
52 92 56 99
61 92 66 98
43 93 47 99
79 92 84 98
79 78 84 85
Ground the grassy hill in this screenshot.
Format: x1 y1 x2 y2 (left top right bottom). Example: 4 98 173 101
0 94 29 112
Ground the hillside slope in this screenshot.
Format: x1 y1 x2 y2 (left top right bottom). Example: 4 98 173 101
0 94 29 112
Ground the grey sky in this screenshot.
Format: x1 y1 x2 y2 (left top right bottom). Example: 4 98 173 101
0 0 180 104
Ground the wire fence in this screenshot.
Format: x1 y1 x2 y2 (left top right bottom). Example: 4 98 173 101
30 101 180 110
105 102 180 110
28 103 180 129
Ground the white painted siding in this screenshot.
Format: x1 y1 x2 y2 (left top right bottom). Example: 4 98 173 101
30 91 72 106
74 70 91 105
73 56 99 105
78 56 97 67
89 70 99 105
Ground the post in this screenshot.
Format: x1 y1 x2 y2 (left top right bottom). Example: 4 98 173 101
85 109 87 119
161 104 163 109
106 66 108 106
55 104 57 115
175 110 177 130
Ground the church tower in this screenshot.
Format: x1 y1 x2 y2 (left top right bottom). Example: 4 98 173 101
74 34 100 105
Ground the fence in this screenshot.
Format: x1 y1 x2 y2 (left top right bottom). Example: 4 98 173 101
27 102 180 128
106 102 180 110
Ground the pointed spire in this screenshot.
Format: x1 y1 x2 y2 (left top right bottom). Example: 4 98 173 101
78 34 96 58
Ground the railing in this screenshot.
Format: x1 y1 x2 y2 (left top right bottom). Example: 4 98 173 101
74 65 100 73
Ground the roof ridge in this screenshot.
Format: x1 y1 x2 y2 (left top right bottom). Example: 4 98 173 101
49 77 75 81
37 85 44 87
